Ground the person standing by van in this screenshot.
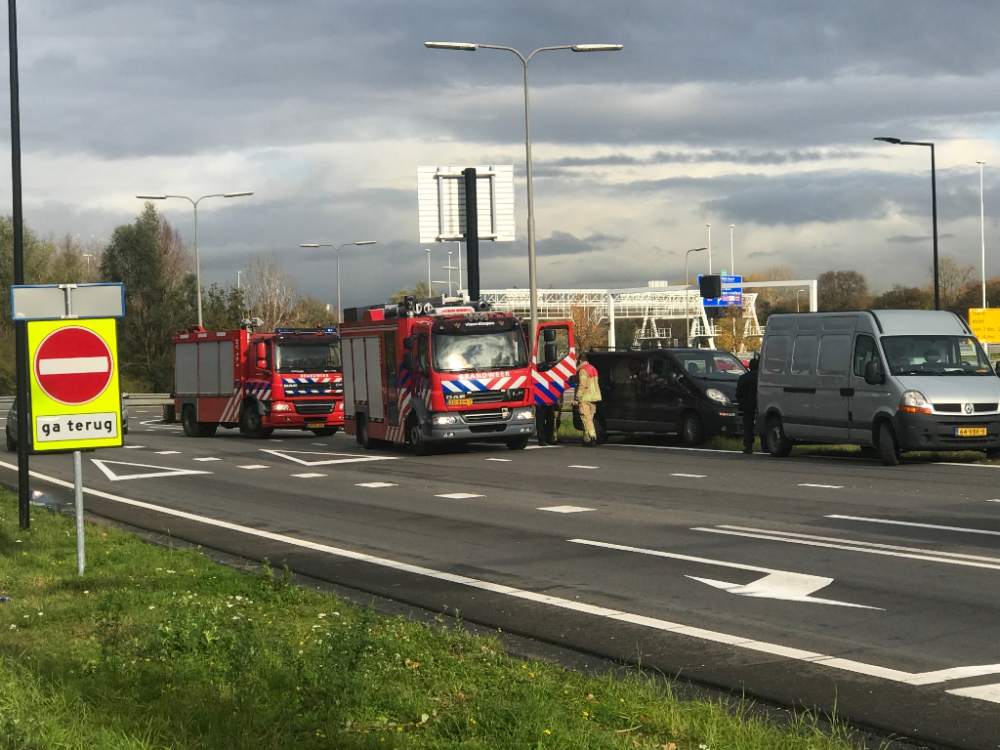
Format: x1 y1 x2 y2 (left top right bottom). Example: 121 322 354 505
735 357 759 454
574 352 602 446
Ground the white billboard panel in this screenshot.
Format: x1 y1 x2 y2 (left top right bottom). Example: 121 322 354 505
417 165 515 244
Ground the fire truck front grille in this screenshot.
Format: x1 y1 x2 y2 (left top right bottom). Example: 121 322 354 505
462 410 506 423
463 388 526 404
294 401 337 415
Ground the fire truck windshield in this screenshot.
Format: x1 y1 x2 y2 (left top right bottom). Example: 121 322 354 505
432 330 527 373
275 342 341 373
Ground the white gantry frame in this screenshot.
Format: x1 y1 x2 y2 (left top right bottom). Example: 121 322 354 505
481 279 817 351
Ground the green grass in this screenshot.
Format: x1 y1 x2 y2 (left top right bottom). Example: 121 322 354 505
0 491 867 750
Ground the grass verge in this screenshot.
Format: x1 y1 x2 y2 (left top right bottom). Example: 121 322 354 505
0 490 867 750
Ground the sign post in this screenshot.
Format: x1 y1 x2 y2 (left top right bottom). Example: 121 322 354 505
10 282 124 573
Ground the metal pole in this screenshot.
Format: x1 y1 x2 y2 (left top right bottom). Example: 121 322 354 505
336 246 342 325
457 241 463 294
707 224 712 275
74 450 84 575
523 57 539 348
931 144 939 311
730 224 735 274
193 199 203 326
447 251 453 295
607 292 616 349
979 161 987 308
426 248 432 295
8 0 30 530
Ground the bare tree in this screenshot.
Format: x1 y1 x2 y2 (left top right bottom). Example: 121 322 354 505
243 255 297 331
936 255 975 308
570 305 608 354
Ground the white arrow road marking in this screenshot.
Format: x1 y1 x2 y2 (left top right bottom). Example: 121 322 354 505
946 682 1000 704
827 515 1000 538
3 458 1000 696
90 459 211 482
260 449 398 466
569 538 880 609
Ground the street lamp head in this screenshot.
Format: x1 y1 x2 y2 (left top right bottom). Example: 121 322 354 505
874 137 902 144
300 244 321 248
977 160 987 165
224 191 253 198
354 240 377 246
571 44 623 52
425 42 478 51
691 246 707 252
136 195 166 200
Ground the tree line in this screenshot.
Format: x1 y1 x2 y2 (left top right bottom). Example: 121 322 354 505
0 204 337 393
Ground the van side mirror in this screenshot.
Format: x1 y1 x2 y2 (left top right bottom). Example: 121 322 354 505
402 337 414 350
543 328 557 343
544 342 558 365
864 359 884 385
402 352 414 370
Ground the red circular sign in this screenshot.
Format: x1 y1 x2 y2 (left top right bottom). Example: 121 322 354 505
33 326 114 405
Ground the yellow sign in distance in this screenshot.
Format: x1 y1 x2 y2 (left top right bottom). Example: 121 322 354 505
27 318 123 451
968 308 1000 345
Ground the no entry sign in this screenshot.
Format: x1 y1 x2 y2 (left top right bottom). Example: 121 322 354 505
34 326 113 405
27 318 122 451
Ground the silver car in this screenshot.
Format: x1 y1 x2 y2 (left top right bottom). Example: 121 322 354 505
6 393 130 450
758 310 1000 466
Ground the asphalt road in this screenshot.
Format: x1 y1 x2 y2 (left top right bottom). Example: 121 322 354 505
4 409 1000 749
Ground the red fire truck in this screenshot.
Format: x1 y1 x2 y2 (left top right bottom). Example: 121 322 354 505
341 297 573 453
172 324 344 439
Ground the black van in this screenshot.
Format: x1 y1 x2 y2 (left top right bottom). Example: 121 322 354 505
586 348 746 446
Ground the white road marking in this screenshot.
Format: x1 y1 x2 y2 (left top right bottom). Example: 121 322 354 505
139 419 182 431
356 481 397 488
238 465 269 470
570 538 877 609
568 464 598 469
268 439 283 442
123 445 144 450
935 462 1000 469
311 443 327 446
135 410 149 413
524 445 562 450
539 505 594 513
947 682 1000 704
694 526 1000 571
485 458 512 462
90 459 211 482
155 450 181 455
826 514 1000 538
261 449 398 467
2 458 998 694
989 499 1000 503
671 473 706 478
799 483 843 489
192 457 222 462
291 473 327 478
436 492 484 499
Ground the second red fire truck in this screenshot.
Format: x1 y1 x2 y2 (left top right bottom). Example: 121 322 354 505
172 323 344 439
340 296 575 453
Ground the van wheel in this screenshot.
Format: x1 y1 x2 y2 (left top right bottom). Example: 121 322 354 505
239 405 270 439
859 445 878 459
766 416 793 457
878 422 901 466
408 415 431 456
680 413 705 447
6 428 15 452
594 413 608 445
506 436 530 450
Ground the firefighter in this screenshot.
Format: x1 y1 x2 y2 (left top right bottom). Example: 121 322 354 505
573 352 602 446
536 403 561 446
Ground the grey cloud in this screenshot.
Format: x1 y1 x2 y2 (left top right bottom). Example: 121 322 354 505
541 148 869 170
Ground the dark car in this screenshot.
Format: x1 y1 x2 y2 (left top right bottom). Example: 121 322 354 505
586 348 746 446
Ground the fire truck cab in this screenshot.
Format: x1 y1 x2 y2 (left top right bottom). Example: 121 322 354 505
172 324 344 439
341 297 543 454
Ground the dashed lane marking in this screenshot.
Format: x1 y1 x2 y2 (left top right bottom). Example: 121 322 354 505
291 473 326 478
524 445 562 450
123 445 144 449
486 458 512 462
436 492 484 499
568 464 598 469
800 483 843 489
238 465 269 470
826 515 1000 538
539 505 594 513
671 473 706 478
357 482 397 488
4 458 1000 698
155 450 181 455
193 457 222 462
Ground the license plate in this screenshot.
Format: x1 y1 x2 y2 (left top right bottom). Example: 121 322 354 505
307 422 326 429
955 427 987 437
446 397 473 406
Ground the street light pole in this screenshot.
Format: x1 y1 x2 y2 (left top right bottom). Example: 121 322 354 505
685 246 707 285
136 191 254 326
874 137 940 310
299 240 376 324
426 248 433 295
706 224 712 274
684 246 707 345
425 41 622 341
730 224 735 274
979 160 987 308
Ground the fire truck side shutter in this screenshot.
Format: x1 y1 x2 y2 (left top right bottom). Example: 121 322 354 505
175 343 198 395
365 337 384 420
342 340 355 416
352 338 368 404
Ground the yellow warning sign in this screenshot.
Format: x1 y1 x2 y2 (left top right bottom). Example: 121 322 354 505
27 318 122 451
968 309 1000 345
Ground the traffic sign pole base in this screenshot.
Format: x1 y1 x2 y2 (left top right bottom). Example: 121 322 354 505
74 450 84 576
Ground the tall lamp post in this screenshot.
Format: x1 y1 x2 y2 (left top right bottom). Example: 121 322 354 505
685 246 707 284
425 40 622 341
137 191 254 326
978 160 987 308
874 137 940 310
426 248 433 295
299 240 376 324
706 223 712 274
729 224 735 274
685 246 708 344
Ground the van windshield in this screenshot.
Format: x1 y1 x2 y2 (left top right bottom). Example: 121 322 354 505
432 330 527 373
881 335 993 376
673 351 748 381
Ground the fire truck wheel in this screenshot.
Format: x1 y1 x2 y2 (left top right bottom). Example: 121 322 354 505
181 405 201 438
407 415 431 456
310 428 338 437
240 405 269 439
506 436 530 450
358 418 376 450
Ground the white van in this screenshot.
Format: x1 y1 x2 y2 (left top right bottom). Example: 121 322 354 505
758 310 1000 465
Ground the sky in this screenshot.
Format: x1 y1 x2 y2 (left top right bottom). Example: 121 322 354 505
3 0 1000 311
